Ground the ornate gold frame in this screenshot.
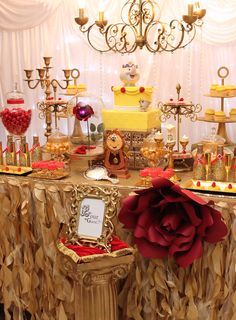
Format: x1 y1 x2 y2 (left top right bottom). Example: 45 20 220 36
66 185 120 252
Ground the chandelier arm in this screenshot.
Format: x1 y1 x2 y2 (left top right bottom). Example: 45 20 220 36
141 0 155 25
85 23 112 53
104 23 138 53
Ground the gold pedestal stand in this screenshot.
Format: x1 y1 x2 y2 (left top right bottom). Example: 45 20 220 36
58 253 134 320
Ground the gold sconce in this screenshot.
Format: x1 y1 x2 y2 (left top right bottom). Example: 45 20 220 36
75 0 206 54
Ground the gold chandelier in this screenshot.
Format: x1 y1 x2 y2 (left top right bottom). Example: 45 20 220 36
75 1 206 54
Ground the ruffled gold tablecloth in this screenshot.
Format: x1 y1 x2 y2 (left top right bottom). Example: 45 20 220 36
0 171 235 320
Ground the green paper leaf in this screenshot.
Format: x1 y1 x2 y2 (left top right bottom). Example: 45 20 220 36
90 123 96 132
97 123 104 133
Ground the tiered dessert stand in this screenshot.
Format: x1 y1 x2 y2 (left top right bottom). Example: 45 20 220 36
197 66 236 145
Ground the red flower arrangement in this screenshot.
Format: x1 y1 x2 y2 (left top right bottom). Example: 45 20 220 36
118 177 228 268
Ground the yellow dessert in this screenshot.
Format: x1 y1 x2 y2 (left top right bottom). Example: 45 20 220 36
66 84 87 95
214 111 226 121
224 184 236 192
229 108 236 120
208 182 221 191
210 84 236 97
205 108 215 120
194 181 205 190
112 86 153 107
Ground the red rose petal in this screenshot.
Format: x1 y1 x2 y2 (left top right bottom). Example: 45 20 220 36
204 208 228 243
135 237 168 259
147 225 172 246
197 206 214 237
161 211 182 231
174 236 203 268
182 202 202 226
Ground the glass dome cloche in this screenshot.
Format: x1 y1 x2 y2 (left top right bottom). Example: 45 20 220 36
67 91 104 145
0 83 32 136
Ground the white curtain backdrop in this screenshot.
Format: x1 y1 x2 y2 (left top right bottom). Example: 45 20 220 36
0 0 236 147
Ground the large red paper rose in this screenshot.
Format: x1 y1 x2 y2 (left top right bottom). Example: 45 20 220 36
118 177 228 268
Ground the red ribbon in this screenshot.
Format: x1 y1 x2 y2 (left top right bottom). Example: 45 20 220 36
30 143 39 153
194 154 206 165
211 153 225 165
2 146 10 153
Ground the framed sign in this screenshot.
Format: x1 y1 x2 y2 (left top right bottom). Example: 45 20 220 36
67 185 120 252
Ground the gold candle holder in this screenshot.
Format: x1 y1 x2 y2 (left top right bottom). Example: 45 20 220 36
179 140 189 154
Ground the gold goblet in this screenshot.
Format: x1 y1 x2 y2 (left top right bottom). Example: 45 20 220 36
180 140 189 154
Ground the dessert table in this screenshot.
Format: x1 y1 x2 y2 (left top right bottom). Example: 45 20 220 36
0 162 235 320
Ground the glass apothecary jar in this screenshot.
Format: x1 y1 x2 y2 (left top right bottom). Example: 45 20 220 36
0 83 32 136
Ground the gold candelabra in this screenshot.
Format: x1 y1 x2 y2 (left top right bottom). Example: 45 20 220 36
75 1 206 54
24 57 79 138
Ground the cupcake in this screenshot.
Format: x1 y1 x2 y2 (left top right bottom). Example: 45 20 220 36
205 108 215 120
215 85 227 97
229 108 236 120
214 111 226 121
208 181 221 191
210 84 218 96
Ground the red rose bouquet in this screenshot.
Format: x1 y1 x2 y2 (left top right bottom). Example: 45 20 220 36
118 177 228 268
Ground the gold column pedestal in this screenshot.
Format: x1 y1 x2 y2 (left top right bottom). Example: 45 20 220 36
59 253 134 320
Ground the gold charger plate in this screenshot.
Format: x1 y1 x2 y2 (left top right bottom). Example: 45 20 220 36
181 179 236 195
0 165 32 176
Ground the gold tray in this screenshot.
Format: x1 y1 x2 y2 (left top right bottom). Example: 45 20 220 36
181 179 236 195
0 165 32 176
29 170 69 180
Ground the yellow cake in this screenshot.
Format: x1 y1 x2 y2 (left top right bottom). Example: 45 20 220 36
229 108 236 120
102 85 160 131
102 109 160 131
205 108 215 120
214 111 226 121
66 84 87 95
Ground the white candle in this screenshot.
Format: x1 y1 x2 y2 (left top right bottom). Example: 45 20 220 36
180 135 189 142
99 11 104 21
188 3 194 16
79 8 84 18
155 131 163 140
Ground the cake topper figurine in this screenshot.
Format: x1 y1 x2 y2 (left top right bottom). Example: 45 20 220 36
104 129 130 179
120 62 140 86
139 99 151 112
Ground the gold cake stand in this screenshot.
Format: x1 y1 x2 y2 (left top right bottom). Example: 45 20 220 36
198 66 236 145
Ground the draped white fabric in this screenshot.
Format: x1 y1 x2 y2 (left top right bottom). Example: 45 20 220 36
0 0 62 30
1 0 236 146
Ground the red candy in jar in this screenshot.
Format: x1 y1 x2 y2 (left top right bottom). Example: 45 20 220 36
1 84 32 136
